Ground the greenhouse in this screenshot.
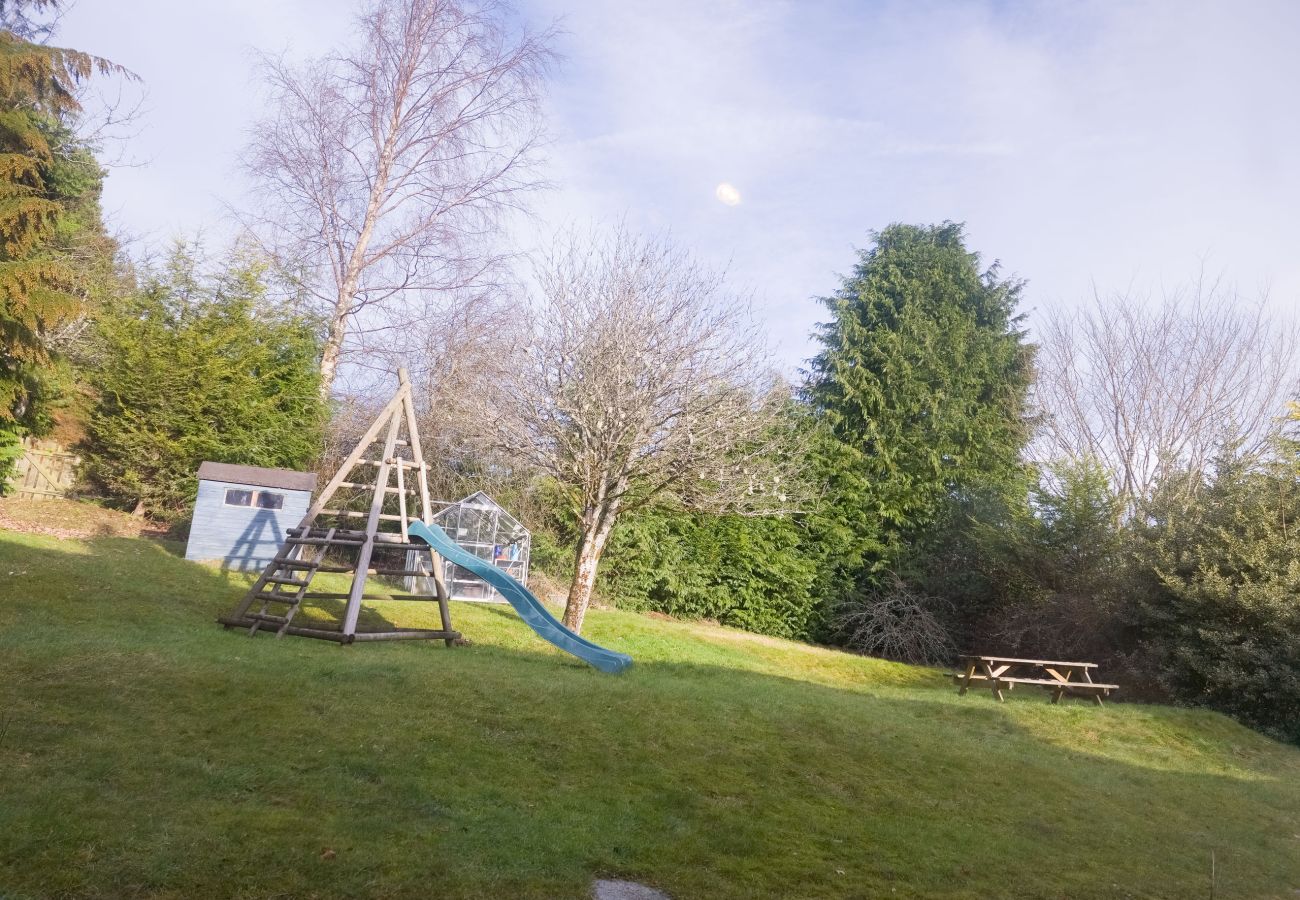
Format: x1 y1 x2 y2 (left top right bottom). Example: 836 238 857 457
427 491 530 602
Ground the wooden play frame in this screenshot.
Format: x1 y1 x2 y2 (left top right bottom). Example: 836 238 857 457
218 369 460 645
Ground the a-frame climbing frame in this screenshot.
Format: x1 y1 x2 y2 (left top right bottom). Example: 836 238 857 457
218 369 460 645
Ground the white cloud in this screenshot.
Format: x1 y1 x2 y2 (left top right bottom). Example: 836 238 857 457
61 0 1300 374
522 0 1300 370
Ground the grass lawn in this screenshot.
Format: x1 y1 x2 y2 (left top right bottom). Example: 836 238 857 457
2 525 1299 898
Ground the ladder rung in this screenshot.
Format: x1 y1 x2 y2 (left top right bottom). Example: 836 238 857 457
285 536 365 547
319 509 407 521
248 612 289 623
291 527 367 538
373 534 427 546
285 564 429 577
303 592 442 601
334 481 416 493
265 575 309 587
272 559 315 569
254 592 302 604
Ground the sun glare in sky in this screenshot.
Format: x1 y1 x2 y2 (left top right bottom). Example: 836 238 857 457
715 182 742 206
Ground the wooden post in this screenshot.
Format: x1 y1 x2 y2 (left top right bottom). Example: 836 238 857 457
398 368 452 615
958 661 977 696
396 458 409 540
341 397 403 639
398 368 433 524
299 388 408 528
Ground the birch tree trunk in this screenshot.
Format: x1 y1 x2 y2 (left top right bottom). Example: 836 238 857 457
318 304 350 398
563 510 616 632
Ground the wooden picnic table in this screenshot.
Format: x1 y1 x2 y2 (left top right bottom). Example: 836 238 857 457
954 654 1118 705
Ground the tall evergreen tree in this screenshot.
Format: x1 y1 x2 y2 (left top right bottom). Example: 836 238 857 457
0 14 122 482
1130 438 1300 743
805 222 1035 592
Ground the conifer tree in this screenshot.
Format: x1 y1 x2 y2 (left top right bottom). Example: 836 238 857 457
0 13 123 481
806 222 1035 589
81 245 326 519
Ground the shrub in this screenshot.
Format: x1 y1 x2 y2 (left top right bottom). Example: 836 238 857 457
833 574 955 665
1132 451 1300 742
967 458 1130 661
598 508 821 640
79 245 325 520
0 424 22 489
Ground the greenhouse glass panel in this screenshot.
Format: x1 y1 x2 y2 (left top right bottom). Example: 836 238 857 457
427 491 530 602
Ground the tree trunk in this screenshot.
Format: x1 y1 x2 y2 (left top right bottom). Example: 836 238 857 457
318 309 348 399
317 128 396 398
562 509 616 633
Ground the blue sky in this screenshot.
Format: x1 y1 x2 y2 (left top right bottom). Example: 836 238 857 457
61 0 1300 372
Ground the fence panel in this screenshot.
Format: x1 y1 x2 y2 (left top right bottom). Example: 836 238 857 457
10 438 79 499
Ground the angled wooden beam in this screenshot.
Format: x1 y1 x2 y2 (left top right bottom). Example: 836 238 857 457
341 400 403 638
298 385 409 528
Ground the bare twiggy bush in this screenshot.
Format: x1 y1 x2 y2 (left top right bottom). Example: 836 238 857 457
835 575 955 666
1036 279 1298 505
357 285 527 502
481 226 810 631
315 392 386 484
242 0 554 396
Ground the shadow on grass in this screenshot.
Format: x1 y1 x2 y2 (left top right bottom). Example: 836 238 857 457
3 530 1300 899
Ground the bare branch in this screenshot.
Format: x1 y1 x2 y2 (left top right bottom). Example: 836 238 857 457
240 0 555 396
833 574 955 666
1034 280 1299 506
477 224 810 631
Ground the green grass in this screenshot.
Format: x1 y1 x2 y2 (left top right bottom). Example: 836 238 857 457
1 528 1298 899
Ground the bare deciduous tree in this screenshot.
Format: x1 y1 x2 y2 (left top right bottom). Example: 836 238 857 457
363 284 525 500
1035 279 1298 505
485 227 807 632
834 575 955 666
243 0 553 396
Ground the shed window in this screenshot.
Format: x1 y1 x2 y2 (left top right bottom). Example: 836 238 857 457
224 489 253 507
255 491 284 510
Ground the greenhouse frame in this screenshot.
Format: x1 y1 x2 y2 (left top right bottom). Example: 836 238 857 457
425 491 531 602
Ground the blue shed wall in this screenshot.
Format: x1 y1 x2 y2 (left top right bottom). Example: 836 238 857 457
185 479 313 570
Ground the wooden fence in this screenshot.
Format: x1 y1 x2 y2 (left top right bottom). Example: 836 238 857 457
9 438 79 499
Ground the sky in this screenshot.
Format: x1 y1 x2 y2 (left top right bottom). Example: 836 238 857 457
60 0 1300 373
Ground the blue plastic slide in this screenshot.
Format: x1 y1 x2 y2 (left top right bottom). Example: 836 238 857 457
407 520 633 674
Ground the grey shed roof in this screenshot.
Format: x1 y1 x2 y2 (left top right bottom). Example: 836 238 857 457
196 461 317 493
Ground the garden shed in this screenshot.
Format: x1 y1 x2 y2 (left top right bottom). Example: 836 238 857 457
421 491 530 602
185 462 317 571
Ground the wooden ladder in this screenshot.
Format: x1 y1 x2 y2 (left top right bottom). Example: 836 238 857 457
240 527 340 637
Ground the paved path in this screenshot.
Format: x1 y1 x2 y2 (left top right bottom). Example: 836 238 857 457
592 879 671 900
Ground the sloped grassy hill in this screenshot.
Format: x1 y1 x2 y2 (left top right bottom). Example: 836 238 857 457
1 523 1298 899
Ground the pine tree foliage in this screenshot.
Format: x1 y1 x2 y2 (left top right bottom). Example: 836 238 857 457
1133 439 1300 743
805 222 1036 579
80 246 326 520
0 20 126 480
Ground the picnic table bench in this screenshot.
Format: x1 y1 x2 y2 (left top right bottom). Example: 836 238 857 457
953 654 1119 705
